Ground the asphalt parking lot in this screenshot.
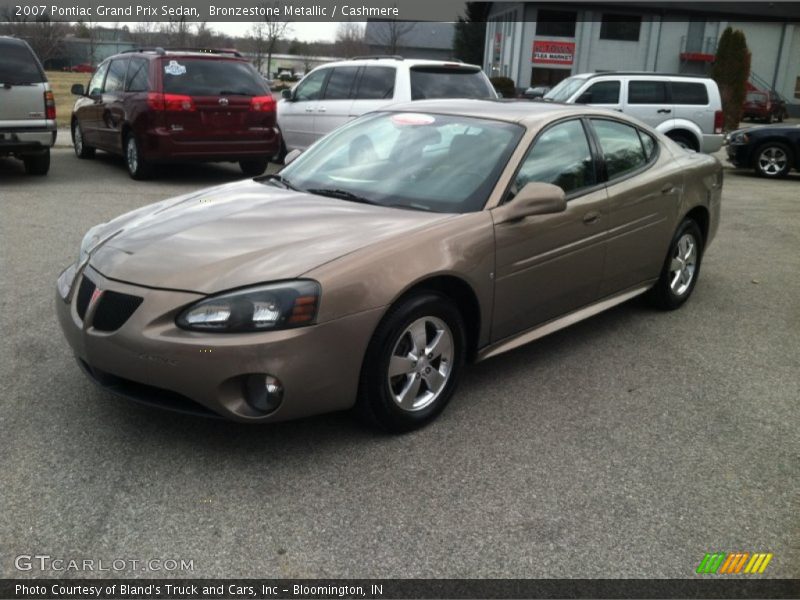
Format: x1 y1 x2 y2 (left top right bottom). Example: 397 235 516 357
0 148 798 579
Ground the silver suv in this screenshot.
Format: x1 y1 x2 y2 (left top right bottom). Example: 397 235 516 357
277 56 497 154
0 36 57 175
544 72 724 154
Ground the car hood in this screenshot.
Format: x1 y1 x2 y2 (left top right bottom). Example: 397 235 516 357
88 179 452 294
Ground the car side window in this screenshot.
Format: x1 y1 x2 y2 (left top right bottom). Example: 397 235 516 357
638 129 657 160
355 67 396 100
104 58 129 93
628 80 668 104
88 62 109 96
294 68 329 101
126 58 149 92
671 82 708 105
323 66 359 100
513 119 596 196
577 80 620 104
591 119 648 179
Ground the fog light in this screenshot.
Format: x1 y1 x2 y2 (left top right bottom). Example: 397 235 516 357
244 374 284 413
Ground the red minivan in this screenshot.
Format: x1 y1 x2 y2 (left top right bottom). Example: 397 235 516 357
70 48 280 179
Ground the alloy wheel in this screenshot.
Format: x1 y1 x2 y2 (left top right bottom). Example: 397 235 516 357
74 126 83 155
387 316 453 412
757 146 787 176
669 233 698 296
127 138 138 174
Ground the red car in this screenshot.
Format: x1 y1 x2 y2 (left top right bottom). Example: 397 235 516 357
68 63 94 73
743 90 787 123
70 48 280 179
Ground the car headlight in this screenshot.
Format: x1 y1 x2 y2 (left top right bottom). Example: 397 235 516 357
176 280 320 333
56 263 77 300
730 132 750 145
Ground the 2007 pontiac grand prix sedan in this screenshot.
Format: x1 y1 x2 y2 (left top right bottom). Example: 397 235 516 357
56 100 722 431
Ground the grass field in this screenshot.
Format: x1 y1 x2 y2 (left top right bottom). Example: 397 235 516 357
46 71 89 128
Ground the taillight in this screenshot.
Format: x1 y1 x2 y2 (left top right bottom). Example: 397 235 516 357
250 95 275 112
714 110 724 134
765 101 772 110
147 92 195 111
44 90 56 120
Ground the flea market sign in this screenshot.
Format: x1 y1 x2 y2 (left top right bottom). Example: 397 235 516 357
532 40 576 65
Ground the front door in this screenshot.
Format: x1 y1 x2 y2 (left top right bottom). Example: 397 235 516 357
277 67 330 151
313 66 358 140
491 118 609 341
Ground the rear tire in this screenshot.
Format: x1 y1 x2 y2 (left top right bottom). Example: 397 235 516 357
22 149 50 175
72 122 95 159
647 219 704 311
125 134 153 180
355 292 466 433
240 157 269 176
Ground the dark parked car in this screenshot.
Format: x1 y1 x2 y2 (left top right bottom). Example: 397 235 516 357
70 47 280 179
742 90 787 123
726 125 800 178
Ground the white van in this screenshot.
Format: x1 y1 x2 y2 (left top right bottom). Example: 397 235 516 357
277 56 497 155
544 72 724 153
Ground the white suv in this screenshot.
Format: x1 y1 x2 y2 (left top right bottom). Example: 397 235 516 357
277 56 497 154
0 36 57 175
544 72 724 153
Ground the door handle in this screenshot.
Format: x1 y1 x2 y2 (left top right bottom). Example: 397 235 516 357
304 106 314 112
317 107 326 113
583 211 600 225
657 108 672 114
661 184 676 195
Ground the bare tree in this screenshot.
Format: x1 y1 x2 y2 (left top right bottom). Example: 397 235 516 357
248 22 268 74
334 22 368 58
0 12 69 66
194 22 215 48
369 20 417 55
162 16 191 47
263 18 291 78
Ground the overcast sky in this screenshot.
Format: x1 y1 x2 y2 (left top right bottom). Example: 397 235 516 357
212 21 347 42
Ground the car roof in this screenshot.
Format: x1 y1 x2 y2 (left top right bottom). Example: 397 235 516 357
320 57 482 69
110 48 246 61
0 36 29 46
382 98 640 127
572 71 713 81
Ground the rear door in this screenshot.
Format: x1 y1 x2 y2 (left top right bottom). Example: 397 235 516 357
158 57 272 145
624 79 674 129
313 66 359 139
671 80 713 134
348 66 398 118
278 67 331 151
0 39 49 129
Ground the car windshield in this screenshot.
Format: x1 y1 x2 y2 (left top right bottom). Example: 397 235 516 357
544 77 586 102
161 58 268 96
279 112 523 213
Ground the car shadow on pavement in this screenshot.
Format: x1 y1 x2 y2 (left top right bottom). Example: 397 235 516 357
88 152 268 184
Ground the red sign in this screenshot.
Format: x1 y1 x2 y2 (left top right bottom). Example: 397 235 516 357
532 40 575 65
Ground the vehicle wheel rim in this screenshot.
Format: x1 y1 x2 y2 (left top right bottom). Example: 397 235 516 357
387 316 453 412
669 233 698 296
74 126 82 154
127 138 138 173
758 147 787 175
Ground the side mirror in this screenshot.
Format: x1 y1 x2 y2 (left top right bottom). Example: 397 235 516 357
284 148 302 166
71 83 85 96
495 182 566 223
281 89 293 101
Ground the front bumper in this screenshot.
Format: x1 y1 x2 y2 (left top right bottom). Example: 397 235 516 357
56 265 384 422
726 143 751 168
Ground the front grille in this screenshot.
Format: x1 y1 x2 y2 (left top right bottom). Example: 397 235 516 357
75 276 96 320
92 290 143 332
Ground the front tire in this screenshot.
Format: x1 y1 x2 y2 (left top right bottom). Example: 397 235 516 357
125 134 153 180
72 122 95 159
647 219 704 310
356 292 466 432
22 149 50 175
754 142 791 178
240 157 269 176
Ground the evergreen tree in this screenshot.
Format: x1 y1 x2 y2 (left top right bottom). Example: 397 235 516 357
712 27 752 131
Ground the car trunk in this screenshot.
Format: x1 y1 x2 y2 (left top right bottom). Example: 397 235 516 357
0 41 48 125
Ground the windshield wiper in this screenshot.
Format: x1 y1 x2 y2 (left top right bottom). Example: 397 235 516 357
306 188 379 205
254 173 300 190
